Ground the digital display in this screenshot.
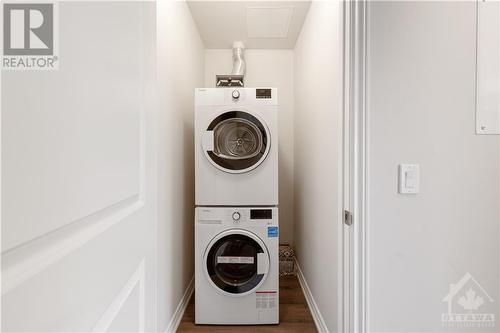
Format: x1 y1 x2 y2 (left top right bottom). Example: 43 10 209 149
250 209 272 219
256 89 272 99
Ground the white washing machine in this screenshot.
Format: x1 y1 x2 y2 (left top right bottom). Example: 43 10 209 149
195 88 278 206
195 207 279 325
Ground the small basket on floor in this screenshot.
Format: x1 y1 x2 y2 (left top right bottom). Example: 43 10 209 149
279 244 295 276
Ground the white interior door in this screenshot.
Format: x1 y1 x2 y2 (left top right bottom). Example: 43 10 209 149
1 2 158 332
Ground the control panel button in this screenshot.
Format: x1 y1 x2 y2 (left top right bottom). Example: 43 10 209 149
232 212 241 221
232 90 240 99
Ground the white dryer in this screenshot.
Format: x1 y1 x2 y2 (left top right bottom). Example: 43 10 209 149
195 88 278 206
195 207 279 325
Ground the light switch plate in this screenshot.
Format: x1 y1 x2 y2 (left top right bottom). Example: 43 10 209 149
399 164 420 194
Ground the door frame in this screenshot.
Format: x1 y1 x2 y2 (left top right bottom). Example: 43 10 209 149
343 0 368 332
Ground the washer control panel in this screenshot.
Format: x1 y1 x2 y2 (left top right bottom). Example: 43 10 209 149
250 209 272 219
197 207 276 226
229 208 274 225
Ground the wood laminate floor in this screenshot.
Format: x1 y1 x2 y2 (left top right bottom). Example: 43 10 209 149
177 275 317 333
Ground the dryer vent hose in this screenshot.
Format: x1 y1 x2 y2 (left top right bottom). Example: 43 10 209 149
231 41 246 76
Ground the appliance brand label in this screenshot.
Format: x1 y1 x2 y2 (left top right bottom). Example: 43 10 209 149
217 256 254 264
268 227 278 237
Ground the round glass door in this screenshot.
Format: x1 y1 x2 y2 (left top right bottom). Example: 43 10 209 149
205 230 269 295
204 111 270 173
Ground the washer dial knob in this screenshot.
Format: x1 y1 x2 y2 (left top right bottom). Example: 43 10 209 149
232 90 240 99
232 212 241 221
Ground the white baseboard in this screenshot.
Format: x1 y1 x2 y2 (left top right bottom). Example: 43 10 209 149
295 259 329 333
164 276 194 333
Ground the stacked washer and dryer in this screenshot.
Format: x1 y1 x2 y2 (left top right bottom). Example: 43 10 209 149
194 87 279 325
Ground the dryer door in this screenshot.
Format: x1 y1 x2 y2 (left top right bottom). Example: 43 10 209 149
202 111 270 174
204 229 270 296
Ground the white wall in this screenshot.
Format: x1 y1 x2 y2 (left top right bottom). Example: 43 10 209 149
204 49 295 245
293 1 343 332
157 1 204 330
366 2 500 332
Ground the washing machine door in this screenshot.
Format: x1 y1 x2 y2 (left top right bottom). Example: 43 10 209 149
204 229 270 296
202 111 270 174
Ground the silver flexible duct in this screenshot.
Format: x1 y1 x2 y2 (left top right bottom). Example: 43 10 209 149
231 41 246 76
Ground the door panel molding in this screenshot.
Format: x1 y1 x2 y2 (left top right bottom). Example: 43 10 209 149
1 2 157 331
2 0 149 252
2 195 144 294
92 259 146 333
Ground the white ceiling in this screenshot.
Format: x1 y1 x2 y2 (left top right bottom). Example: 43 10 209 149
187 1 312 49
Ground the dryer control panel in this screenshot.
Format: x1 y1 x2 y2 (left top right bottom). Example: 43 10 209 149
256 89 272 99
195 88 278 106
